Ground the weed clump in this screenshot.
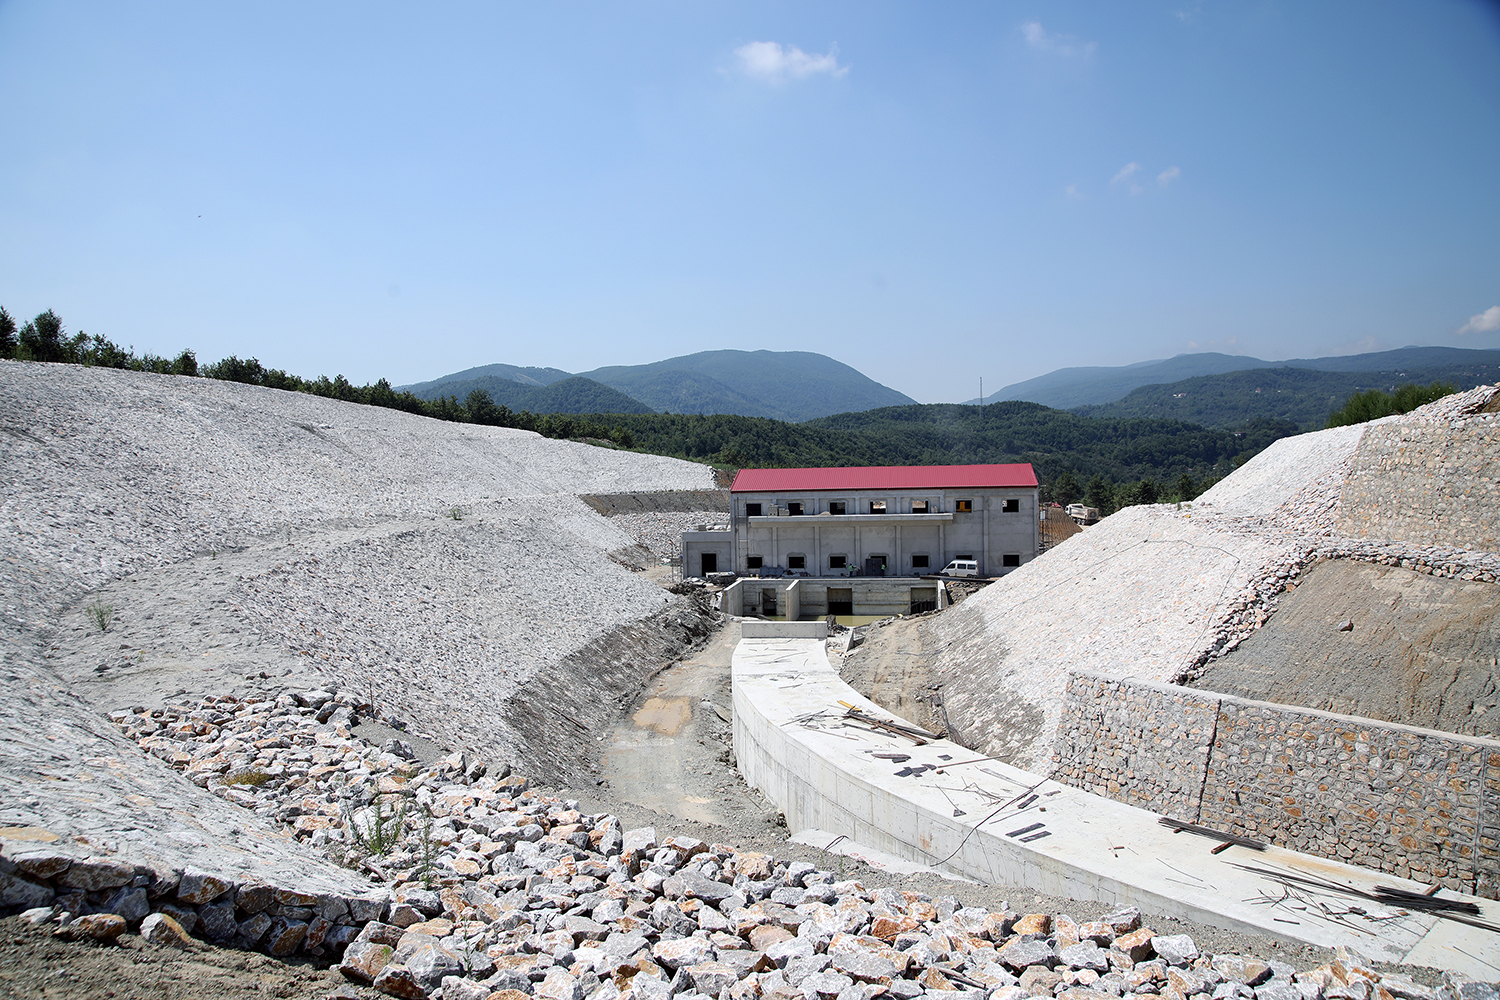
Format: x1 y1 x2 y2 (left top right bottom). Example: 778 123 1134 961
86 601 115 632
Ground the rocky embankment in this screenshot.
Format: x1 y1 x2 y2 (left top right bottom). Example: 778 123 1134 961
5 685 1489 1000
925 384 1500 769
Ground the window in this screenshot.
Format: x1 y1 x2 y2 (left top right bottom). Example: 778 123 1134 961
912 500 930 514
828 554 847 569
787 554 806 570
746 555 763 570
955 499 973 512
829 501 846 516
911 554 929 569
745 503 763 517
1002 553 1021 567
870 501 887 514
787 502 804 516
1002 498 1020 513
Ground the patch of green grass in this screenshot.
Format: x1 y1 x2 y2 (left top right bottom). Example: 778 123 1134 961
86 602 115 632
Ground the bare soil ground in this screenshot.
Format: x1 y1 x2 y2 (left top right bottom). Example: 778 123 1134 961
0 915 355 1000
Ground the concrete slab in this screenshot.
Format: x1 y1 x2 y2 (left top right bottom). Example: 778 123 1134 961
733 632 1500 977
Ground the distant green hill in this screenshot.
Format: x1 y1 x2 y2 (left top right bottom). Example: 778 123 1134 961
401 362 574 395
577 350 915 421
404 349 917 421
1073 362 1498 429
995 346 1500 409
993 353 1275 408
589 400 1294 491
408 375 654 414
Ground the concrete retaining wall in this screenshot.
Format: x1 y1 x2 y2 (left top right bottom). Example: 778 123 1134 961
1053 672 1500 898
718 578 945 620
1337 416 1500 552
730 626 1494 968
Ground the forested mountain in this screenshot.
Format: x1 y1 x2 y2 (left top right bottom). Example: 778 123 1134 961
1073 362 1496 429
993 353 1275 408
589 401 1295 497
401 363 574 394
577 350 915 421
406 374 652 414
995 346 1500 409
404 350 915 422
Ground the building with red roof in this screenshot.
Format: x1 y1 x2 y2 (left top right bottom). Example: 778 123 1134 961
683 463 1039 597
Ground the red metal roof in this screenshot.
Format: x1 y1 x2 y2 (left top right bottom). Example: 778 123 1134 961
731 463 1038 492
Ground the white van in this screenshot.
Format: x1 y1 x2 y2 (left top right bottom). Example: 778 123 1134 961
938 559 979 578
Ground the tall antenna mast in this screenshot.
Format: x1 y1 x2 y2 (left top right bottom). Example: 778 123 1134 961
979 378 984 426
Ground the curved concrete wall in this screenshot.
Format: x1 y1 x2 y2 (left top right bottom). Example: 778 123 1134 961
731 627 1499 973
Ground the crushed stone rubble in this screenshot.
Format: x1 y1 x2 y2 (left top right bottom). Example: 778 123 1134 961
1 686 1494 999
608 512 729 562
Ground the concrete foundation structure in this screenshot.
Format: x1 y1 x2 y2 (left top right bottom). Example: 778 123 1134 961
719 576 948 619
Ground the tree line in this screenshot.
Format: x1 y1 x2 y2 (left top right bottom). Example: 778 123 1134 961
9 304 1445 518
0 307 637 447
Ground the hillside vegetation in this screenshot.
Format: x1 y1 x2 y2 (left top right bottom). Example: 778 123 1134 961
588 402 1297 511
1075 366 1484 429
997 345 1500 409
0 306 1332 514
406 374 654 414
414 349 918 422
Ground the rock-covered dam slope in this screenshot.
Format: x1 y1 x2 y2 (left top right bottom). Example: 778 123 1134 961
0 360 713 883
923 384 1500 771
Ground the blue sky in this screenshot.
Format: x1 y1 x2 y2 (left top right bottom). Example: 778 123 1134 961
2 1 1497 403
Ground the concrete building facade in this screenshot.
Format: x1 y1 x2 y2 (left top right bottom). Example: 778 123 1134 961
682 463 1039 581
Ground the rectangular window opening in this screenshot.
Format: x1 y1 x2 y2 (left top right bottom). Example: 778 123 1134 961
745 503 763 517
1002 553 1021 567
870 501 887 514
1002 498 1020 513
955 499 973 513
911 554 930 569
912 500 930 514
787 502 804 516
828 501 846 516
746 555 763 571
828 554 847 569
787 554 806 570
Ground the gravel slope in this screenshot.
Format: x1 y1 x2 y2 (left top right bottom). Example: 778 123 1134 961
1 360 713 883
923 386 1500 771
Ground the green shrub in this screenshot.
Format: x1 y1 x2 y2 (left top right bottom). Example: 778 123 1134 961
1327 381 1456 428
86 601 115 632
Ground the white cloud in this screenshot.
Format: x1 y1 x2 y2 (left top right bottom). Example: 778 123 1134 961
1021 21 1096 58
1157 166 1181 186
1458 305 1500 335
735 41 847 82
1110 162 1141 186
1064 184 1084 200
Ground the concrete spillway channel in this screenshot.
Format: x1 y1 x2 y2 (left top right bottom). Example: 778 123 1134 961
732 621 1500 979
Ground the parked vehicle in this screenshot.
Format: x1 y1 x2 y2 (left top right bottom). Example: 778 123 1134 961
938 559 980 578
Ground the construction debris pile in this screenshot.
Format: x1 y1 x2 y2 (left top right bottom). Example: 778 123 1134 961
2 687 1494 1000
